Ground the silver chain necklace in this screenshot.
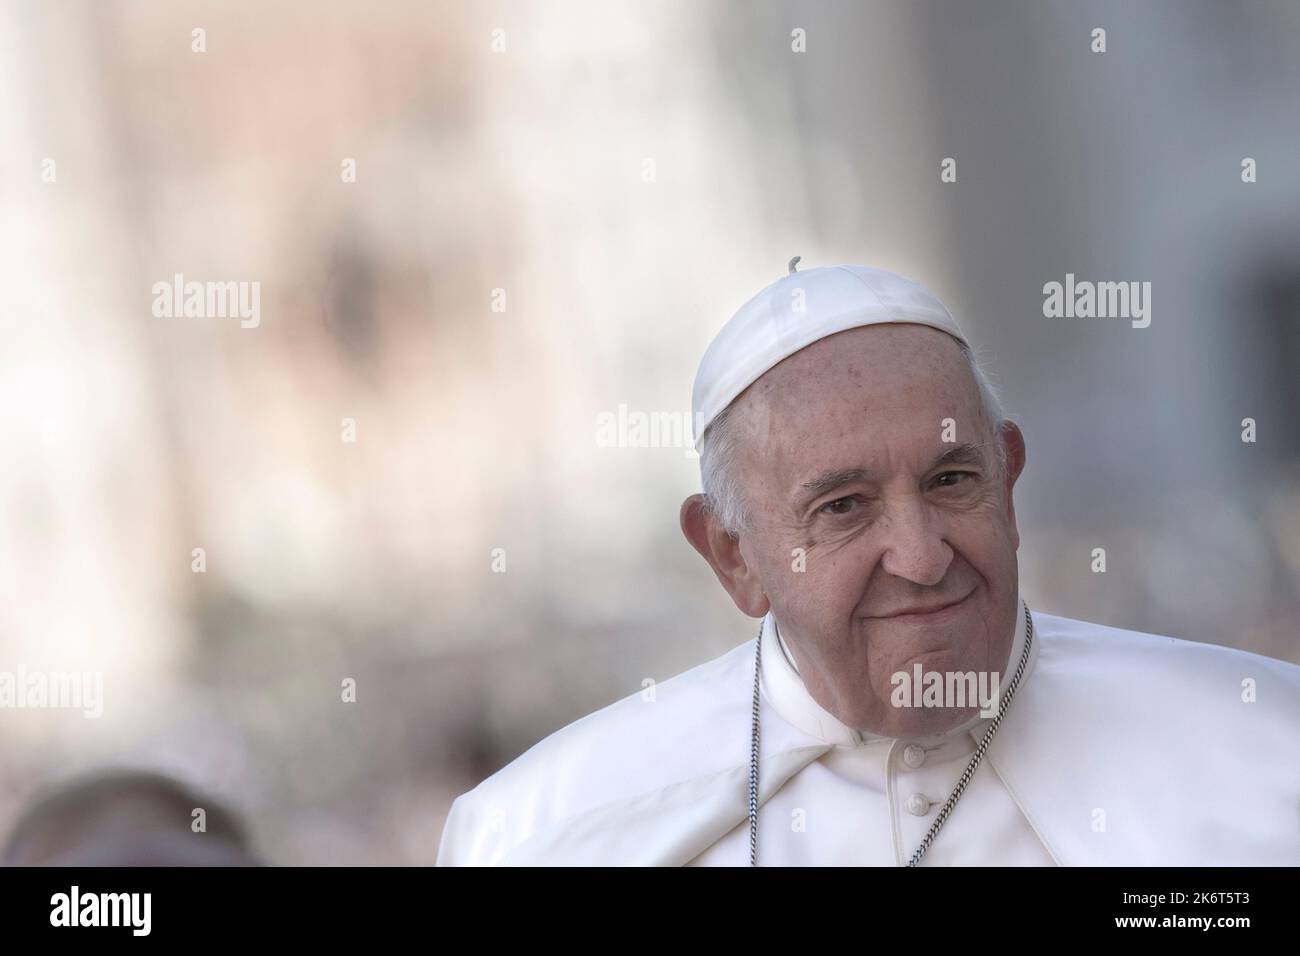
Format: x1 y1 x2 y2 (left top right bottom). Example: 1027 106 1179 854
748 603 1034 866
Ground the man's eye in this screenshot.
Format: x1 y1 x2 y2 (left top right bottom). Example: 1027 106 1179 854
820 496 859 516
934 471 975 488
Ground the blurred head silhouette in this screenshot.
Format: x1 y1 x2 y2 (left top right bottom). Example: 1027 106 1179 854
2 769 261 866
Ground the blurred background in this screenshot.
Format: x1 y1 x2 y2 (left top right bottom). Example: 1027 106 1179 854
1 0 1297 864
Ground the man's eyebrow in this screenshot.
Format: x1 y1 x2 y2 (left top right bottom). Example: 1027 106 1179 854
797 468 879 503
794 443 991 505
931 441 989 470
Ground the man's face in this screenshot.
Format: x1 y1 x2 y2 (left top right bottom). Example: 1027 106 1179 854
730 324 1023 737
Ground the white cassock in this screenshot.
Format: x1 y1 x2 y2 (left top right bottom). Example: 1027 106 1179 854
436 594 1300 865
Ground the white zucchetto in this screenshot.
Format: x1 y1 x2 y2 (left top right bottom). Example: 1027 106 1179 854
691 262 968 441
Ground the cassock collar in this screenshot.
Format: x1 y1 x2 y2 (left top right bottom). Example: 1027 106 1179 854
760 591 1034 750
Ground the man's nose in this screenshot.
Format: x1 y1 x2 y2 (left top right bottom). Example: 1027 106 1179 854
877 496 953 587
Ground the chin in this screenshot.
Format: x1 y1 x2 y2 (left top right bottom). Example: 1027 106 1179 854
895 643 968 676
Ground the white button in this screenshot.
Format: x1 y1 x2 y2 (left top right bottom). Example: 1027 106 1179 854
905 793 931 816
902 744 926 768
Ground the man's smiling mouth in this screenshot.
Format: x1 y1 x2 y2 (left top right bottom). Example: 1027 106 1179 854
865 589 974 624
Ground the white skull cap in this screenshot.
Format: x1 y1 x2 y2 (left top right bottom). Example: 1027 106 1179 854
691 261 968 442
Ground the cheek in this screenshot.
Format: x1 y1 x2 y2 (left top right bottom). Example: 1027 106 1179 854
948 504 1015 561
788 545 875 620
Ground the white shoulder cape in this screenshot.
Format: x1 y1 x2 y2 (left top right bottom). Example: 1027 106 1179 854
436 610 1300 865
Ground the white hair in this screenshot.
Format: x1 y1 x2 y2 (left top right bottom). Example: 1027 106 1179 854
696 339 1008 536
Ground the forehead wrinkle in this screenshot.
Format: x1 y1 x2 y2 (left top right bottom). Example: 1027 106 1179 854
756 329 973 419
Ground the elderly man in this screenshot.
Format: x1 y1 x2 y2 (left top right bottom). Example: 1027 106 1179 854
437 262 1300 866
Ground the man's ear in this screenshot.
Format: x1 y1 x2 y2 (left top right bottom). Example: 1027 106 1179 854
998 421 1027 549
680 494 770 618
